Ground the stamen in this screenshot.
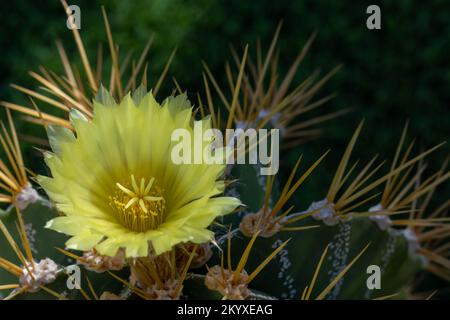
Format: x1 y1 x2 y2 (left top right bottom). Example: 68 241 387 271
125 197 138 209
116 182 136 197
140 178 146 194
145 177 155 194
144 196 164 201
131 174 139 193
139 199 148 213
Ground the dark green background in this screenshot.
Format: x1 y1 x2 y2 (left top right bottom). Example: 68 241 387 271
0 0 448 293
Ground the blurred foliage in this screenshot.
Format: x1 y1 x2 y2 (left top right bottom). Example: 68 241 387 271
0 0 448 292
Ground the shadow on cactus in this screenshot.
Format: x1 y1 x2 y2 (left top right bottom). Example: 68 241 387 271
0 3 448 300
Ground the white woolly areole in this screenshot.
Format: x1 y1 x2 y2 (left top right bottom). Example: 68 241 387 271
19 258 59 292
14 184 39 210
257 109 282 128
257 109 269 120
402 228 420 252
310 199 340 226
368 204 392 230
235 120 249 130
369 203 384 212
402 228 429 266
80 249 125 273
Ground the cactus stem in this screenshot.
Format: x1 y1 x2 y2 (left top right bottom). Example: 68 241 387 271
315 243 371 300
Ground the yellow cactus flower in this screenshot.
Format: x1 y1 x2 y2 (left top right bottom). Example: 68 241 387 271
39 90 240 258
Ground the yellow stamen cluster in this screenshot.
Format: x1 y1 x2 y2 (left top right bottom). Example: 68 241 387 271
110 175 165 232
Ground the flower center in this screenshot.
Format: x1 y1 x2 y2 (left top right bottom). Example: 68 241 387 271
110 175 165 232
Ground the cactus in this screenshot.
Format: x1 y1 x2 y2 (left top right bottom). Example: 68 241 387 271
0 4 448 300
